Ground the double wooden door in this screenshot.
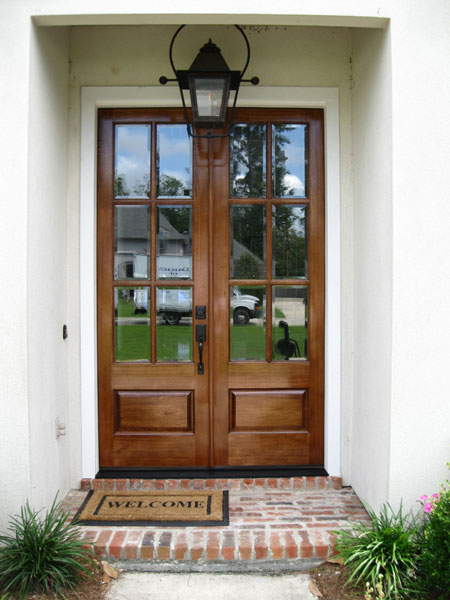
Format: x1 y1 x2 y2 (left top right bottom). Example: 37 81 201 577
97 107 324 470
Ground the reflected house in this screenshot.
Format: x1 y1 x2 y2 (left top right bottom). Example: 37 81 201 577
115 206 150 279
115 208 193 280
231 239 265 279
157 212 192 279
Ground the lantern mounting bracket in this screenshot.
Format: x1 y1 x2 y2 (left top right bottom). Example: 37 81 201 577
159 25 259 138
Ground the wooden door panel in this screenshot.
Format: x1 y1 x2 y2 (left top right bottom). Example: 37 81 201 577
230 390 309 431
111 434 196 467
115 390 194 432
228 433 310 465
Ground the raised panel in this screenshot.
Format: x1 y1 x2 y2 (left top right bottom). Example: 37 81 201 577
115 390 194 433
228 433 310 466
230 389 309 432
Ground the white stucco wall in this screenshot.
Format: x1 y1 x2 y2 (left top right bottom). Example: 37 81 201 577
0 6 32 525
351 26 393 509
27 24 72 508
388 2 450 508
1 0 450 528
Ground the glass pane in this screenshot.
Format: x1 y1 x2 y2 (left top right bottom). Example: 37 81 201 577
157 287 193 362
157 125 192 198
272 124 307 198
192 77 227 118
272 286 307 361
114 206 150 280
230 286 266 361
114 125 150 198
230 123 266 197
114 287 150 362
272 205 307 279
230 205 266 279
157 206 192 280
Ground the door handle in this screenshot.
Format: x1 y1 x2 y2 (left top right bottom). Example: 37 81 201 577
195 324 207 375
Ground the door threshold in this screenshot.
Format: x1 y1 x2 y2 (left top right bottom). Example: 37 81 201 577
96 466 328 479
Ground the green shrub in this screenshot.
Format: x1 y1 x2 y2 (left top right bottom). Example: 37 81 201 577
0 495 96 599
416 471 450 599
334 502 419 599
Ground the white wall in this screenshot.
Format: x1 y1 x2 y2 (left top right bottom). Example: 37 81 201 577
0 6 32 526
388 2 450 508
27 24 72 509
351 27 393 510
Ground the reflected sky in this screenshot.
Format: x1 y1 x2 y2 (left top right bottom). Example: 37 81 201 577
157 125 192 197
115 125 151 198
273 125 307 198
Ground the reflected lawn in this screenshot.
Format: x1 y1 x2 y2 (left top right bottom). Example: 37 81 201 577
230 324 307 361
114 322 308 362
115 324 150 361
157 324 192 362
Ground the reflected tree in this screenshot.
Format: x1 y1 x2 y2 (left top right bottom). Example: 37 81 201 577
272 206 307 278
158 174 185 197
230 124 266 197
114 173 129 197
273 125 297 197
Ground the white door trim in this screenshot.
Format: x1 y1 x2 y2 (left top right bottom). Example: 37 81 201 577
80 86 341 477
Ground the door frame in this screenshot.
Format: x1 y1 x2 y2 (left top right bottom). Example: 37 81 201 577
80 85 341 478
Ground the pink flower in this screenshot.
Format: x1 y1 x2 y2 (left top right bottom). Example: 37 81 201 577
420 495 429 502
432 494 440 502
424 503 433 513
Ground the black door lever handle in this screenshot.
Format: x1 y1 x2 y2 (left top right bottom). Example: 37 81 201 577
195 324 207 375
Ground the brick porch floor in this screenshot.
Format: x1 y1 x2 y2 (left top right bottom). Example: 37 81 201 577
62 477 367 568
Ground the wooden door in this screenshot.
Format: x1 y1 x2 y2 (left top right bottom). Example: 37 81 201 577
97 108 324 471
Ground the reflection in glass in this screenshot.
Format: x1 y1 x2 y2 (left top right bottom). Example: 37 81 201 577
272 124 307 198
230 205 266 279
230 123 266 197
272 286 307 361
114 206 150 280
157 206 192 280
272 205 307 279
230 286 266 361
115 125 151 198
114 287 150 362
156 287 193 361
157 125 192 198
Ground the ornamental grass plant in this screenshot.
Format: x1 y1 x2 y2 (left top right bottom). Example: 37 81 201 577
0 496 96 599
334 502 419 599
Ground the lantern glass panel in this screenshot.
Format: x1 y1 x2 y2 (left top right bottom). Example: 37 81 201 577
191 77 229 121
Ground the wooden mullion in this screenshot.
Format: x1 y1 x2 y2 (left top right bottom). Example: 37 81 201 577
266 121 273 362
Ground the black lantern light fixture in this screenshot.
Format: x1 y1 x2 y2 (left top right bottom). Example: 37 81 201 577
159 25 259 138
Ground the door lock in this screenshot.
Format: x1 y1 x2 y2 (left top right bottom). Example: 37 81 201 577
195 324 207 375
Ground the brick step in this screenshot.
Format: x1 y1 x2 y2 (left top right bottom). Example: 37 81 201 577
63 477 368 568
80 476 342 492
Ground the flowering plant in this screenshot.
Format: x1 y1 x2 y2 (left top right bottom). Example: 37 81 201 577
414 462 450 600
418 493 440 514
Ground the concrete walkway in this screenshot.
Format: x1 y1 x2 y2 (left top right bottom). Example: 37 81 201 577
105 572 316 600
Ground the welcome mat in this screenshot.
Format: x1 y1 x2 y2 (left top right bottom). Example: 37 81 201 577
75 490 229 527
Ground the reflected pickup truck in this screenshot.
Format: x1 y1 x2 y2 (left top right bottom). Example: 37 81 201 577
135 287 262 325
